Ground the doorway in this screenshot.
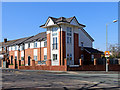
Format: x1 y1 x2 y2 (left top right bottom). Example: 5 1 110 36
28 56 31 66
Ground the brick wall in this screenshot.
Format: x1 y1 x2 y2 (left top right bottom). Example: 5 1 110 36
19 65 67 71
67 65 120 71
59 31 66 66
74 33 79 65
9 51 15 64
47 33 51 60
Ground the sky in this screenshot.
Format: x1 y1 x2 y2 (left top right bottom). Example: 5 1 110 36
2 2 118 51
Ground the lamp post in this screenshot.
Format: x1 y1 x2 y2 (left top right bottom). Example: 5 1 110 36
105 20 118 72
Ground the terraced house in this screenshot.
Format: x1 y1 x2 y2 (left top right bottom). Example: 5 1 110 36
1 16 103 70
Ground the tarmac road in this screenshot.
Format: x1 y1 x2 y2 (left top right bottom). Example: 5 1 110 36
1 69 120 90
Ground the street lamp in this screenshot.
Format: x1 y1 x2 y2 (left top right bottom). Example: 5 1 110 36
106 19 118 72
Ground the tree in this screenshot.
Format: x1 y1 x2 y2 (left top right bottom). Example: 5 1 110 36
109 44 120 58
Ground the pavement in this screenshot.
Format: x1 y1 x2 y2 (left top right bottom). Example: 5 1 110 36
1 69 120 90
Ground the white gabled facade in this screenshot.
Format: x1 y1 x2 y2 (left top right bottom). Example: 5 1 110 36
41 16 94 66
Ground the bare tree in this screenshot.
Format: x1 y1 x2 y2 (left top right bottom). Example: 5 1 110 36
109 44 120 58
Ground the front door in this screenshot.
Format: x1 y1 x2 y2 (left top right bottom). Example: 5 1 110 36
28 56 30 66
11 56 13 64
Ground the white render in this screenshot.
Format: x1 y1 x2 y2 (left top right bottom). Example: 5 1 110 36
37 42 40 48
0 47 2 51
30 42 34 48
25 43 28 49
41 41 45 47
79 29 92 47
9 47 11 51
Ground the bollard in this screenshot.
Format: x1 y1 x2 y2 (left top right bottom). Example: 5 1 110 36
94 58 97 65
32 60 35 66
79 59 82 66
64 58 67 66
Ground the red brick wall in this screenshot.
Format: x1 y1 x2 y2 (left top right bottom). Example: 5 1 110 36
9 51 15 64
24 47 45 66
74 33 79 65
94 54 101 59
25 48 33 66
19 65 120 71
67 65 120 71
59 31 66 66
19 65 67 71
47 33 51 60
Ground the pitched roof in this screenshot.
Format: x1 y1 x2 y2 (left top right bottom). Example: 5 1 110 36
9 36 34 46
0 32 46 47
24 32 46 43
84 47 103 54
1 39 20 47
40 16 86 27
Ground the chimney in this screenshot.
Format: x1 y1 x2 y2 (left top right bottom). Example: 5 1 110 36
4 38 7 43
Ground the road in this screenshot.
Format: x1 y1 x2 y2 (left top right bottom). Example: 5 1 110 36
2 69 120 90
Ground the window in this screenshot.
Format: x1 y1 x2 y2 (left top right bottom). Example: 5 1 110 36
15 46 17 50
11 47 13 51
34 42 37 48
81 42 84 47
21 45 24 51
81 42 84 50
28 43 30 48
52 27 58 36
15 56 17 60
34 56 37 61
67 27 72 44
91 55 94 61
81 54 84 60
53 54 57 61
44 41 47 47
21 57 24 61
70 54 72 60
52 27 58 32
44 55 47 60
52 37 58 50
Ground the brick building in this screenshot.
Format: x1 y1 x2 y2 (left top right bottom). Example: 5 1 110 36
1 16 103 69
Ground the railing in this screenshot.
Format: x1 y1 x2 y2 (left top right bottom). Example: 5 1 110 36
52 43 58 50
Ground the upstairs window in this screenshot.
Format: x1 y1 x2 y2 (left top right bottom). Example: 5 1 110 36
44 41 47 47
67 27 72 44
11 47 13 51
52 27 58 32
34 42 37 48
15 46 17 50
52 27 58 36
21 45 24 51
52 37 58 50
28 43 30 48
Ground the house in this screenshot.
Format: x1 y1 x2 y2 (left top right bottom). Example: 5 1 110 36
1 16 103 69
40 16 103 66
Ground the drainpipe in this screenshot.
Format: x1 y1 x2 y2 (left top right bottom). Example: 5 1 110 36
57 24 61 66
23 43 25 66
40 40 41 61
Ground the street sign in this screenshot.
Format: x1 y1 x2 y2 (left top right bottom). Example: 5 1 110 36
104 51 110 57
